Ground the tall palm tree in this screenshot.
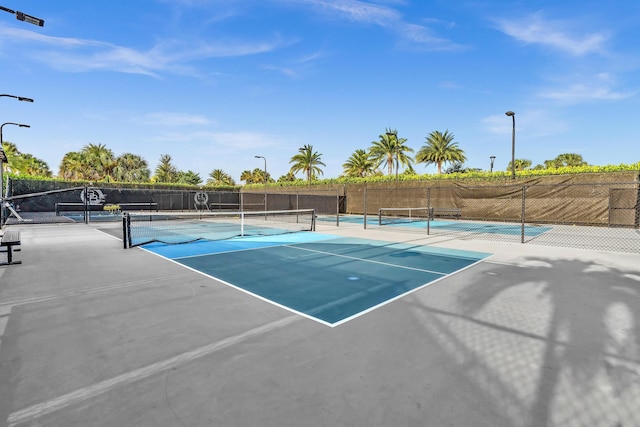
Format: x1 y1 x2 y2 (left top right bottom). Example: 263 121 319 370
343 149 377 178
207 169 235 185
415 130 466 174
369 128 413 176
289 144 325 183
114 153 150 182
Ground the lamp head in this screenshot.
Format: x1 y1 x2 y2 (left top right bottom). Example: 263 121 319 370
505 111 515 117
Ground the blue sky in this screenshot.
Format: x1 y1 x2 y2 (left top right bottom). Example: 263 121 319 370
2 0 639 182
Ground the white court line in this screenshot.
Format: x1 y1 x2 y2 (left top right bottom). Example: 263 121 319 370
7 315 298 427
287 245 451 275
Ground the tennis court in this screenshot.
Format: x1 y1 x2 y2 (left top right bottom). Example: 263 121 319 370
1 216 639 427
141 233 491 326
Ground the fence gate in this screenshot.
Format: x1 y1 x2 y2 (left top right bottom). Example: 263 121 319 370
608 188 639 227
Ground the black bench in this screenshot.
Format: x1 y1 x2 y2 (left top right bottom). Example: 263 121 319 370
430 207 462 219
0 230 21 265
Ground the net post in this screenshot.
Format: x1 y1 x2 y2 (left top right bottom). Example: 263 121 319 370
241 211 245 236
122 213 130 249
312 209 316 231
378 208 382 226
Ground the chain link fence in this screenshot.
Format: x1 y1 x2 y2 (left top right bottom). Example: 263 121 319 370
4 178 638 253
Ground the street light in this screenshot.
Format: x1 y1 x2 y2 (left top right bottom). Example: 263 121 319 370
489 156 496 173
505 111 516 180
0 6 45 26
1 122 30 225
254 155 267 211
1 94 34 103
385 131 399 181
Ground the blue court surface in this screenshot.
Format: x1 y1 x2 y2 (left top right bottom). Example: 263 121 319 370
142 233 491 326
321 215 551 236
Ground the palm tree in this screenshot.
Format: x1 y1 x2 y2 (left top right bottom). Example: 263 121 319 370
113 153 150 182
1 142 25 174
507 158 532 172
343 149 377 178
289 144 325 183
20 154 52 177
369 128 414 176
59 151 89 180
153 154 178 183
545 153 588 168
82 143 117 181
240 170 255 184
177 170 202 185
415 130 466 174
207 169 235 186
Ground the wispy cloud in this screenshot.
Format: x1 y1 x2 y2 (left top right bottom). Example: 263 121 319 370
281 0 464 50
495 12 609 56
538 81 635 103
0 26 292 76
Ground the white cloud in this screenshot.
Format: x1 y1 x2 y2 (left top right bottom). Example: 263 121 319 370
0 26 292 76
495 12 609 56
281 0 464 50
537 73 636 104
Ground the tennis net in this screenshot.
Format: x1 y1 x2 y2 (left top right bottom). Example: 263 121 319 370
378 207 431 226
123 208 316 248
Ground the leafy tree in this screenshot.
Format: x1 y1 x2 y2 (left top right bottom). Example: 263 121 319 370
343 149 377 178
415 130 466 174
207 169 235 186
153 154 179 183
113 153 150 182
289 144 325 183
369 128 413 176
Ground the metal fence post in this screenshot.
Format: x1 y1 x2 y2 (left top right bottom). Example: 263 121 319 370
521 185 526 244
363 187 367 230
427 187 431 235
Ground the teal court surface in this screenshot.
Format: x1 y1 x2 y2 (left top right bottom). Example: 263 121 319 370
141 232 491 326
321 214 552 237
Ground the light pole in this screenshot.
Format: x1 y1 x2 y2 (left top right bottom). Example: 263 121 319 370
0 5 45 26
1 122 30 225
385 131 399 181
254 155 267 211
505 111 516 180
1 94 34 103
489 156 496 173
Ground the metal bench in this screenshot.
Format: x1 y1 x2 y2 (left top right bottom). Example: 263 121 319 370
430 207 462 219
0 229 21 265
